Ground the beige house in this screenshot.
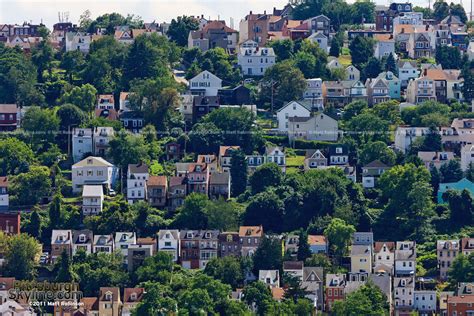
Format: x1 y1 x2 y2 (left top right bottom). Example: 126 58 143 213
288 113 339 142
406 77 437 104
351 245 372 273
98 287 121 316
437 240 460 280
374 242 395 275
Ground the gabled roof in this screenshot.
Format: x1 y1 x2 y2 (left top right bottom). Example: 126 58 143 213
303 267 323 282
0 104 17 114
440 15 463 25
308 235 326 245
82 185 104 197
276 100 312 113
73 156 113 168
283 261 303 271
72 230 93 244
374 241 395 253
239 225 263 237
364 160 389 169
128 163 148 174
0 177 8 188
189 70 222 83
148 175 167 187
209 172 230 185
99 287 120 302
202 20 237 33
305 149 326 160
123 288 145 303
219 145 240 157
351 245 371 256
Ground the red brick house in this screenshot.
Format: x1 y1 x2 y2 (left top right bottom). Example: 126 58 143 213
0 212 20 235
0 104 18 131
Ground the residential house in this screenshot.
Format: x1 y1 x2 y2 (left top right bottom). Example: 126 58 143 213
322 81 350 108
395 241 416 276
246 153 265 173
393 12 423 27
72 156 117 193
0 213 20 235
265 146 286 172
168 176 186 210
414 291 437 315
93 234 114 254
352 232 374 247
424 69 450 103
284 234 299 257
302 267 324 310
147 175 167 207
304 149 328 170
192 95 220 122
417 151 454 170
237 46 276 76
303 78 324 109
82 185 104 216
259 270 280 288
0 299 34 316
127 163 149 204
406 77 437 104
461 145 474 171
0 104 18 131
307 32 328 52
72 229 93 255
374 34 395 59
276 101 311 132
0 177 8 210
345 65 360 82
182 163 209 195
120 111 144 133
308 235 327 254
77 297 99 315
119 92 130 112
180 94 194 123
351 245 373 273
122 288 145 316
437 240 460 280
65 32 91 52
328 145 349 166
98 287 121 316
240 225 263 257
444 69 463 101
198 230 219 269
447 295 474 316
127 239 154 271
197 154 218 172
327 57 342 70
115 232 137 265
188 20 238 52
398 60 419 88
239 11 272 47
349 80 368 101
460 237 474 256
394 126 430 153
157 229 180 262
97 94 114 110
209 172 230 200
51 230 72 260
217 85 251 105
114 29 134 44
93 127 114 158
219 146 240 172
325 274 346 311
438 178 474 203
362 160 391 188
72 128 93 163
373 242 395 275
394 277 415 314
180 230 200 269
439 291 454 316
457 283 474 295
288 113 339 142
218 232 241 257
189 70 222 96
306 15 331 37
408 32 434 59
166 142 182 161
376 3 413 31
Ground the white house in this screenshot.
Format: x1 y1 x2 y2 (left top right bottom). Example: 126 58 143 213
327 57 342 70
0 177 8 210
119 92 131 111
127 163 149 204
82 185 104 216
345 65 360 82
93 126 115 157
237 46 275 76
265 146 286 172
374 242 395 275
72 128 93 163
158 229 180 262
93 234 114 254
374 34 395 59
398 60 420 88
72 156 117 193
97 94 114 110
394 127 430 153
65 32 91 53
394 277 415 311
115 232 137 265
414 291 437 314
276 101 311 132
307 32 328 52
303 78 324 110
258 270 280 288
461 144 474 171
395 241 416 277
288 113 339 142
189 70 222 96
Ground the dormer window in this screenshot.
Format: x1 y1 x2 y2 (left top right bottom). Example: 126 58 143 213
401 279 406 286
87 159 93 165
205 232 211 239
186 232 193 239
130 293 137 301
58 235 64 242
79 234 86 242
105 292 112 301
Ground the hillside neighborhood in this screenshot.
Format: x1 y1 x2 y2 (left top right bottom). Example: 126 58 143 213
0 0 474 315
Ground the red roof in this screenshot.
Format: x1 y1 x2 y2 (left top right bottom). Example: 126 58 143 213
148 175 167 187
203 21 237 33
0 177 7 188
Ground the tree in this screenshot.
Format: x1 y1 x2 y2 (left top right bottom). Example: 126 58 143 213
448 253 474 287
430 164 441 200
189 122 223 154
349 36 375 68
466 162 474 182
109 131 149 169
324 218 355 260
57 104 86 148
249 163 283 194
440 160 463 183
297 230 312 262
433 0 450 21
59 84 98 113
27 210 42 239
462 61 474 102
346 112 390 144
1 233 41 280
422 125 442 151
61 50 85 83
167 16 199 46
442 189 474 227
242 281 273 315
0 138 35 176
22 106 60 150
204 256 244 289
332 282 389 315
244 190 285 233
174 193 209 229
205 199 242 231
384 53 397 73
342 100 368 121
364 57 382 79
351 0 376 24
358 141 396 166
10 166 52 206
230 149 248 197
270 39 295 61
49 193 64 229
55 250 75 282
252 236 282 275
260 61 307 110
450 3 468 23
435 45 462 70
136 252 173 284
329 39 340 57
134 283 177 315
31 40 54 82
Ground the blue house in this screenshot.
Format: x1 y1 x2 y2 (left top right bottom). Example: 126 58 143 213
437 178 474 203
376 71 401 100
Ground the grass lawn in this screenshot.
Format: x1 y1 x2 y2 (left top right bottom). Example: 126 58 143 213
287 155 305 168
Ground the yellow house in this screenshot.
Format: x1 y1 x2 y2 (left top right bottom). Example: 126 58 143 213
350 245 372 273
98 287 121 316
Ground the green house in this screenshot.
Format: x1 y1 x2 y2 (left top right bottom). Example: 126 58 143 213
437 178 474 203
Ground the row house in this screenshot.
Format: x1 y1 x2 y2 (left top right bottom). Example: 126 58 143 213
366 71 400 106
240 225 264 257
72 127 115 163
395 241 416 277
374 34 396 59
192 95 220 122
147 175 167 207
72 230 94 255
115 232 137 265
157 229 180 262
0 104 18 131
127 163 149 204
237 46 276 76
376 2 413 32
322 81 351 108
219 232 241 257
219 145 240 172
398 60 419 88
406 77 437 104
82 185 104 215
246 146 286 173
374 242 395 275
0 177 8 210
180 230 219 269
188 20 238 53
437 240 460 280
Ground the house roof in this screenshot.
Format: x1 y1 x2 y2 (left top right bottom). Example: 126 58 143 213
0 177 8 188
158 229 180 239
276 100 312 113
374 241 395 253
73 156 113 168
128 163 148 174
374 34 394 42
265 146 283 156
447 295 474 304
202 20 237 33
82 185 104 197
123 288 145 303
308 235 326 245
271 287 285 301
80 297 99 311
461 237 474 251
197 154 217 164
99 287 120 302
283 261 303 271
119 92 129 101
303 267 323 282
0 104 17 114
305 149 326 159
72 230 93 244
219 145 240 157
364 160 389 168
440 15 463 25
94 234 114 246
351 245 371 256
95 108 119 120
326 274 346 287
148 175 167 187
169 176 185 187
239 225 263 237
425 69 448 81
115 232 136 243
209 172 230 185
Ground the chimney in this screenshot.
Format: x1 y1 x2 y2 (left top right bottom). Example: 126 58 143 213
423 68 428 76
250 11 252 15
401 27 405 33
264 10 266 15
426 24 429 31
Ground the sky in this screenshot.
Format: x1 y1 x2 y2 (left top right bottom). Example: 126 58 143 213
0 0 449 29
